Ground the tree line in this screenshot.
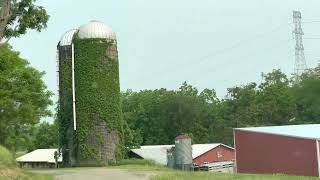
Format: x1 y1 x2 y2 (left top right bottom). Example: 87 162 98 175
122 68 320 147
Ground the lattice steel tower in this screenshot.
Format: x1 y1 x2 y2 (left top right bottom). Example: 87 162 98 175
292 11 307 79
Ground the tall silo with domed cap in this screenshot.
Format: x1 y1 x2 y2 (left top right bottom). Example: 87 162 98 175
57 21 123 166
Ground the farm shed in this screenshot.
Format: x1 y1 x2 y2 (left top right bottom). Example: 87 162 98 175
130 143 234 166
234 124 320 177
16 149 62 168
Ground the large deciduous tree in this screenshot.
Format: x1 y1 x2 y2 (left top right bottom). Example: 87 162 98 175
292 66 320 123
256 70 295 125
0 0 49 42
33 122 58 149
121 83 218 146
0 46 52 150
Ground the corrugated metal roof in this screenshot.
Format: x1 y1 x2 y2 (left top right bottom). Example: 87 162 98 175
131 146 169 165
140 145 174 149
131 143 232 165
192 144 221 159
59 29 77 46
16 149 62 163
235 124 320 140
78 20 116 40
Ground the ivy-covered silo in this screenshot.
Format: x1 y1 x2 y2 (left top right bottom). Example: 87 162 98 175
57 21 123 166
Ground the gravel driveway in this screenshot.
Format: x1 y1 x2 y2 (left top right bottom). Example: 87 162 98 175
31 168 152 180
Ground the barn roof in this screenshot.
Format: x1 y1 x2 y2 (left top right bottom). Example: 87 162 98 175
130 143 233 165
131 146 171 165
16 149 62 163
140 145 174 149
235 124 320 140
192 144 233 159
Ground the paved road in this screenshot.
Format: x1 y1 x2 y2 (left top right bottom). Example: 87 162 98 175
32 168 152 180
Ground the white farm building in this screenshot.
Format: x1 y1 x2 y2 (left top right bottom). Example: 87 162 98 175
16 149 62 168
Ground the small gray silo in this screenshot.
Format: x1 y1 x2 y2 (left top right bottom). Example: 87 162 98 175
174 135 192 171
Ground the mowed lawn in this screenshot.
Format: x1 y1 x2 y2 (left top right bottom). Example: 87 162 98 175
1 156 318 180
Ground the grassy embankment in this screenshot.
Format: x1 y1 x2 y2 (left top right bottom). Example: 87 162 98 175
0 146 53 180
115 159 319 180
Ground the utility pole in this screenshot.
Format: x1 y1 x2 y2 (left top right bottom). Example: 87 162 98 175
292 10 307 80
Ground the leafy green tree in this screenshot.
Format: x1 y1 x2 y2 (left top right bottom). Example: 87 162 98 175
256 70 295 125
225 82 258 127
179 81 198 96
209 83 258 145
292 66 320 123
161 88 213 144
33 122 58 149
0 0 49 42
122 83 216 146
199 88 219 104
0 46 52 150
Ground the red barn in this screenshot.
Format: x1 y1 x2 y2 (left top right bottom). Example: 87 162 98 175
192 144 235 165
234 124 320 177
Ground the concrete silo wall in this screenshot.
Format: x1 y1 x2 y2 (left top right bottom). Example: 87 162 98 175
73 38 123 165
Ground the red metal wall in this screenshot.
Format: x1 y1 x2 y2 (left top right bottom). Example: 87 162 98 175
235 130 319 177
193 145 235 165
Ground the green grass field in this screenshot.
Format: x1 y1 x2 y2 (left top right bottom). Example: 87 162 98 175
115 159 319 180
0 154 318 180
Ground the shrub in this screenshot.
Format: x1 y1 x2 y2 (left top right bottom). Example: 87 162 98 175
0 146 16 168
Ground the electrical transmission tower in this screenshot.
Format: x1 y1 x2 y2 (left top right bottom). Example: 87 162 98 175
292 10 307 80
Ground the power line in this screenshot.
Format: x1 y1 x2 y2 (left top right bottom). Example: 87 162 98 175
151 21 292 76
186 38 293 83
187 22 292 66
304 37 320 40
302 20 320 24
123 21 294 86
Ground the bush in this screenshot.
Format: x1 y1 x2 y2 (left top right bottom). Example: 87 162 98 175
0 146 16 168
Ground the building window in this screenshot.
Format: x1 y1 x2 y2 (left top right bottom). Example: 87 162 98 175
217 151 223 158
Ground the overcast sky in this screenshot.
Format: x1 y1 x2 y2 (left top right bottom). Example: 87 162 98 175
9 0 320 122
